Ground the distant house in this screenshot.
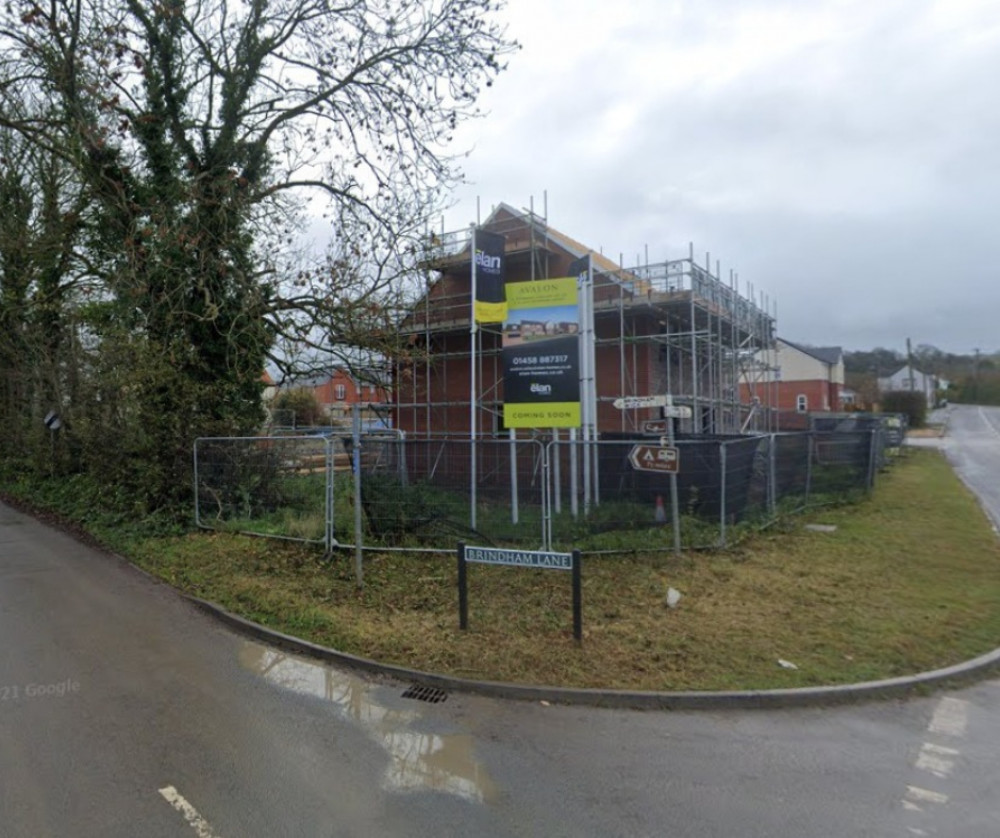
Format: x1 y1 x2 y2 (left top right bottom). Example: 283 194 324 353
742 339 844 421
878 365 941 409
295 368 390 421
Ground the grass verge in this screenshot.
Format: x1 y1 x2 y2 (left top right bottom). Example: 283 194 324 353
3 449 1000 691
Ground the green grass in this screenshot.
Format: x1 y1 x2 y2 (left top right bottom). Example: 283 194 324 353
4 449 999 691
108 449 1000 691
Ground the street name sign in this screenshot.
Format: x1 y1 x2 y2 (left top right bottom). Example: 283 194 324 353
629 444 680 473
463 545 573 571
613 395 667 409
458 543 582 641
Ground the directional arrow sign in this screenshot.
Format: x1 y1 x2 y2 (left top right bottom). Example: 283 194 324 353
663 405 692 419
614 395 668 409
628 444 680 473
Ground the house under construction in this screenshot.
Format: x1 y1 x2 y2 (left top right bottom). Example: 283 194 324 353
393 203 778 439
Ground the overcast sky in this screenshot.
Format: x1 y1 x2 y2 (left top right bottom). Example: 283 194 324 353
443 0 999 355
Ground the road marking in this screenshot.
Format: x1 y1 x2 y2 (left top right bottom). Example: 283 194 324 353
906 785 949 805
920 743 958 757
927 697 968 738
915 743 956 779
158 786 225 838
978 407 1000 440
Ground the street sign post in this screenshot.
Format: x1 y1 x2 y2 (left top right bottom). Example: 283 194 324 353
458 544 583 642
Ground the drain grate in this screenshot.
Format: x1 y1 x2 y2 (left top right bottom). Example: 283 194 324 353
401 684 448 704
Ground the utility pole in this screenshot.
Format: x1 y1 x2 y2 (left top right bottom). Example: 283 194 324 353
906 337 916 393
973 348 981 404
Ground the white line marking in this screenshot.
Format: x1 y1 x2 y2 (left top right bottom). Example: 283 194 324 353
928 697 969 738
921 743 959 757
902 800 922 811
158 786 225 838
915 745 955 779
978 407 1000 440
906 785 950 805
906 828 929 836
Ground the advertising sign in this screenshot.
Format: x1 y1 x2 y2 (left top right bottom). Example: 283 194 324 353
473 229 507 323
502 277 581 428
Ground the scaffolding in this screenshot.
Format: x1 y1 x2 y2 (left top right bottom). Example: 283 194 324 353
394 203 778 439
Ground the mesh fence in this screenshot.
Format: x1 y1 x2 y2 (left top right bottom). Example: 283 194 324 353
358 437 546 550
194 436 334 545
194 427 885 555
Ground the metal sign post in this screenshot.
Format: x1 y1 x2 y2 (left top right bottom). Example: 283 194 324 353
665 396 682 555
458 543 583 643
623 395 683 554
43 411 61 475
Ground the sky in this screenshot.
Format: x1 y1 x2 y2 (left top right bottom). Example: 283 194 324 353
442 0 1000 355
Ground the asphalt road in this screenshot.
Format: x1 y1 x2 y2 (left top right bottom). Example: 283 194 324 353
1 405 998 837
937 403 1000 533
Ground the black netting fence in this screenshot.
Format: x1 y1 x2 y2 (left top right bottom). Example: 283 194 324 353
195 420 891 555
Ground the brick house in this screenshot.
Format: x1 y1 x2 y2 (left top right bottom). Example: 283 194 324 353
767 339 844 417
394 203 775 438
297 368 390 421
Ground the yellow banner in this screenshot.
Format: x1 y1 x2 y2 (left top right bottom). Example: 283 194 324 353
505 277 577 310
504 402 581 429
474 299 507 323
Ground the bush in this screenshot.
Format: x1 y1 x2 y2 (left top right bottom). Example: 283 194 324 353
881 391 927 428
272 389 323 427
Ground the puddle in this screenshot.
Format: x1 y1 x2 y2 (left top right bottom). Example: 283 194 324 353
239 642 498 804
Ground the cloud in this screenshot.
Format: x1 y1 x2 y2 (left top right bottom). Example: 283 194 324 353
447 0 1000 352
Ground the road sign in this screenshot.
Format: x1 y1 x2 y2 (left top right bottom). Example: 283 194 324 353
462 545 574 571
628 444 680 473
43 411 62 431
663 405 692 419
615 396 692 416
613 395 667 409
458 544 583 642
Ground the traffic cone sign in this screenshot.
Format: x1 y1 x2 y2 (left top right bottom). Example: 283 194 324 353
654 494 667 524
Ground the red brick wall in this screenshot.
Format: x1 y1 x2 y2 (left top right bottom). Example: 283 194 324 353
312 370 389 411
769 380 842 413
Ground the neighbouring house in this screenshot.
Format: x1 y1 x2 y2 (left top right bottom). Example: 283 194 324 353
878 365 942 409
294 367 390 422
393 202 777 439
741 339 844 424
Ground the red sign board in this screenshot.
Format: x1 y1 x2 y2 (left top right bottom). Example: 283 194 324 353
628 444 680 473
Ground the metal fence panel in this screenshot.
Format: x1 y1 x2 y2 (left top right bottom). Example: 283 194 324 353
546 438 750 552
358 437 547 550
194 436 332 545
193 425 885 556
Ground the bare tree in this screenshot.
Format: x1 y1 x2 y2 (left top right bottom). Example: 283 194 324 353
0 0 514 504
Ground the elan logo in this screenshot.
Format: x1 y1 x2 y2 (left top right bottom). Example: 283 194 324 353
475 248 501 273
529 382 553 396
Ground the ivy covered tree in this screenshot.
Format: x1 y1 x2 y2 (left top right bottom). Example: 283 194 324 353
0 0 515 507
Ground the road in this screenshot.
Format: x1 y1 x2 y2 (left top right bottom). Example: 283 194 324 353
936 403 1000 533
1 404 998 836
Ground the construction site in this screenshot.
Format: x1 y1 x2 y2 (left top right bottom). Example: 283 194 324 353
393 202 780 440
